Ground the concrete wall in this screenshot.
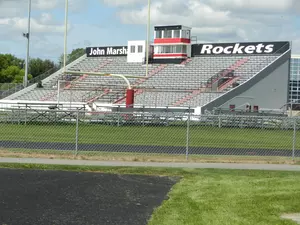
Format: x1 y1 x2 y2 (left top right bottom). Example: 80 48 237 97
201 50 291 113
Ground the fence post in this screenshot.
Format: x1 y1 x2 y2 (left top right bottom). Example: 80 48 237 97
166 106 169 126
293 118 297 161
18 107 20 125
117 112 120 127
117 106 120 127
142 106 145 126
25 108 27 125
75 110 79 157
186 107 190 160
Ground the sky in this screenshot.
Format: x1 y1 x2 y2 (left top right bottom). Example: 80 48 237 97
1 0 300 63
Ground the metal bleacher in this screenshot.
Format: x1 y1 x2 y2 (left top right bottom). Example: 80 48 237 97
131 54 281 107
4 53 282 108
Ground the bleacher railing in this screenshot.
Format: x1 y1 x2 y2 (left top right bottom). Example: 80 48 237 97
29 67 59 85
0 107 299 164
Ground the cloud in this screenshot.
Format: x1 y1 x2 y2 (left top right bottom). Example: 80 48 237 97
0 16 66 35
33 0 59 10
0 0 59 13
1 0 299 62
205 0 299 14
118 0 243 27
100 0 146 7
0 0 86 61
0 0 86 18
68 0 88 12
40 13 54 24
117 0 249 41
113 0 297 46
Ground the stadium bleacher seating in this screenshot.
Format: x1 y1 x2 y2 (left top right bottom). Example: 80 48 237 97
5 53 282 108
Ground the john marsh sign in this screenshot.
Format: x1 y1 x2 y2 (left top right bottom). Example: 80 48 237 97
191 41 290 56
86 46 128 57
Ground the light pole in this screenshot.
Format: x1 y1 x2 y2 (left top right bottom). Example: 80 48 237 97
145 0 151 77
57 0 68 106
23 0 31 87
63 0 69 74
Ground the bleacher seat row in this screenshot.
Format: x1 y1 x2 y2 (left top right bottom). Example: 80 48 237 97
7 54 281 108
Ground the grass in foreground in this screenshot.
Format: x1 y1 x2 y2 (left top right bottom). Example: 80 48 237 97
0 122 297 150
1 163 300 225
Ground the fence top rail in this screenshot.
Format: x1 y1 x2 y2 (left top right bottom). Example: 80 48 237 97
0 101 88 109
15 103 63 106
111 107 195 113
0 108 86 113
0 108 299 121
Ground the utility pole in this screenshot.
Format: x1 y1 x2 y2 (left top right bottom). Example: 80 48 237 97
145 0 151 77
23 0 31 87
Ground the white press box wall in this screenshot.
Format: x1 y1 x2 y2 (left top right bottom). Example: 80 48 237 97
127 40 146 63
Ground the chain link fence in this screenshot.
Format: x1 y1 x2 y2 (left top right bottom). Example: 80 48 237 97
0 83 24 99
0 107 299 164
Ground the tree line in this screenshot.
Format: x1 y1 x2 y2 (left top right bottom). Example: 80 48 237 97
0 48 85 84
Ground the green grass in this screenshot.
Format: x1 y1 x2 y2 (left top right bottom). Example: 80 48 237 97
0 122 297 150
0 163 300 225
149 170 300 225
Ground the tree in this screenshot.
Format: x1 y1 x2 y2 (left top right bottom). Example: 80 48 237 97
0 54 24 71
3 54 24 68
0 53 56 84
29 58 55 78
0 54 26 83
68 48 85 62
14 68 32 84
59 48 85 66
0 66 19 83
0 55 9 71
0 65 32 83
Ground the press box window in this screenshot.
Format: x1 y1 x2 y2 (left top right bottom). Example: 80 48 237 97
164 30 172 38
155 30 162 38
174 30 180 38
182 30 190 39
165 46 172 53
130 46 135 53
138 45 143 53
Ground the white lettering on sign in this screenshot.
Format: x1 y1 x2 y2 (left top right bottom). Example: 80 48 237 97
89 47 105 56
87 46 128 57
199 43 275 55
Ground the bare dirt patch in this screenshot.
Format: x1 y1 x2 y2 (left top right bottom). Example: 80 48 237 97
281 213 300 224
0 148 298 165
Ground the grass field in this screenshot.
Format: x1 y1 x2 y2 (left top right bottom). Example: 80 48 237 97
0 122 297 150
1 163 300 225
